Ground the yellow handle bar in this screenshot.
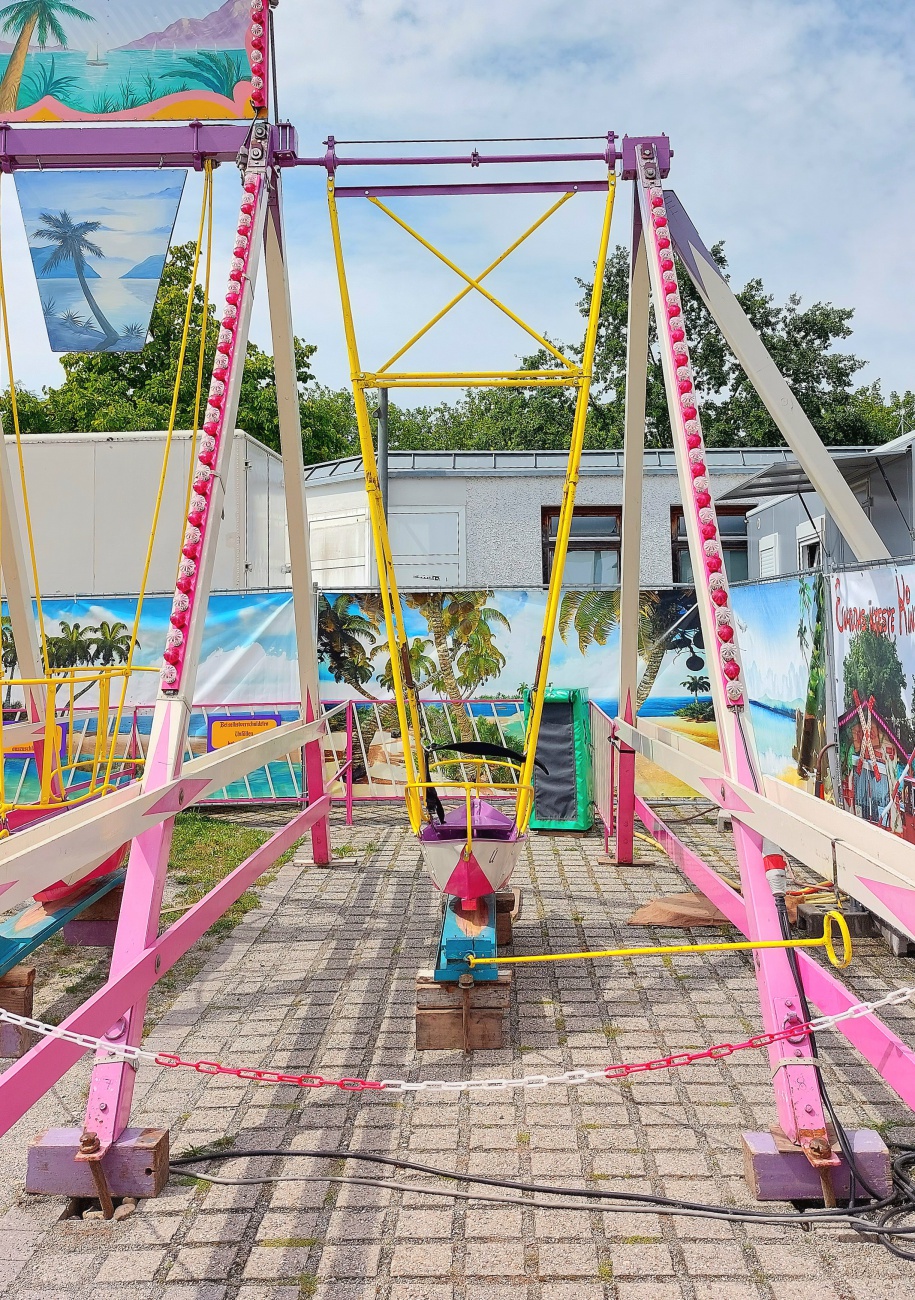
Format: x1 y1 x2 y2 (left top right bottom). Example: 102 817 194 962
468 910 852 972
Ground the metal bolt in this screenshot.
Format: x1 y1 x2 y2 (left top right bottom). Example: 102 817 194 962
785 999 794 1009
79 1131 100 1156
98 1102 107 1113
805 1104 814 1114
178 788 185 807
106 1018 127 1041
155 955 162 973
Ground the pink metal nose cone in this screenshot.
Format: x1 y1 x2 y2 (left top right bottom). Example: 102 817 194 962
443 851 491 902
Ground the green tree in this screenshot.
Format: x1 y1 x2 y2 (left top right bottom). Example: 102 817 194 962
46 618 94 669
1 612 17 711
0 242 357 462
376 636 438 695
403 591 510 739
843 627 910 747
576 243 911 449
557 588 703 711
0 0 93 113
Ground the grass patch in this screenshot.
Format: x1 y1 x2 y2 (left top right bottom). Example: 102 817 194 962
517 1132 530 1146
175 1134 237 1161
165 810 296 940
299 1275 318 1299
262 1237 320 1248
598 1261 613 1281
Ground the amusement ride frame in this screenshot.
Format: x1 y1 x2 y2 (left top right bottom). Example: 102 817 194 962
0 5 909 1205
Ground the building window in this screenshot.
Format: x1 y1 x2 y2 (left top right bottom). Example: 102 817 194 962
542 507 621 585
796 515 825 571
671 508 749 584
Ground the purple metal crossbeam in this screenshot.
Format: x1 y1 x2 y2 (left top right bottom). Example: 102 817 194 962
333 180 612 199
306 134 619 173
0 122 251 171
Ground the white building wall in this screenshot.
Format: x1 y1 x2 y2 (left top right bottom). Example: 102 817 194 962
303 458 769 590
1 429 284 597
463 469 759 586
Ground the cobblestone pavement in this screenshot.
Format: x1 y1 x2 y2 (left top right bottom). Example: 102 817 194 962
2 801 915 1299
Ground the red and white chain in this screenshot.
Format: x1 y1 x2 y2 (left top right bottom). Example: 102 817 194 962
2 983 913 1094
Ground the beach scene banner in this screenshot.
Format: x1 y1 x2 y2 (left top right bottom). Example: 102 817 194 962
317 588 721 799
729 574 829 794
0 582 829 804
16 169 185 352
0 1 257 122
831 564 915 838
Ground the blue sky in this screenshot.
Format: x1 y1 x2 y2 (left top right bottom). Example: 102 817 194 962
1 0 914 416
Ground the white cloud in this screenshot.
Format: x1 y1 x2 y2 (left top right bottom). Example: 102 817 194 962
3 0 913 415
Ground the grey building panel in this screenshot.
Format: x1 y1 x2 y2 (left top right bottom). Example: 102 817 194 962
742 441 915 579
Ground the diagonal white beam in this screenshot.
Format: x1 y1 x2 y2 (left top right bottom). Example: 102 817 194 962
665 191 889 564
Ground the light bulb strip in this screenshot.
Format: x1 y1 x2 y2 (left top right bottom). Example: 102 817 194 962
160 169 265 694
636 150 746 711
247 0 268 111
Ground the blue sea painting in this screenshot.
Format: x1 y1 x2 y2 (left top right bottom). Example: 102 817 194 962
15 169 185 352
0 1 252 121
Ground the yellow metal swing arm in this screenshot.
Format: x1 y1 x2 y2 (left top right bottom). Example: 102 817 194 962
516 172 617 832
326 172 617 838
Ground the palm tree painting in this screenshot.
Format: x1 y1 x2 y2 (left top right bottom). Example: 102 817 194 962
16 168 185 353
31 209 119 347
0 0 93 113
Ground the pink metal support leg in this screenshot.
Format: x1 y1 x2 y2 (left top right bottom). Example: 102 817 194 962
1 798 330 1139
615 740 635 865
304 694 330 865
345 701 354 827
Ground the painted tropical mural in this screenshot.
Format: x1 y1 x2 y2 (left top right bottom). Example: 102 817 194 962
0 1 255 121
15 168 185 351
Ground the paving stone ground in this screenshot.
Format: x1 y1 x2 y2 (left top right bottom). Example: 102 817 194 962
2 800 915 1299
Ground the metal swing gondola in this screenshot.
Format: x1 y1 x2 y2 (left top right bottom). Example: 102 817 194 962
327 163 617 976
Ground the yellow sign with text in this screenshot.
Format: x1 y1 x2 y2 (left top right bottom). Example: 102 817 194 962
208 717 280 750
8 725 65 754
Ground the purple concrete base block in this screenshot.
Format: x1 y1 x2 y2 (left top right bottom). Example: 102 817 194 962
742 1129 891 1201
26 1127 169 1199
0 1020 32 1059
62 918 117 947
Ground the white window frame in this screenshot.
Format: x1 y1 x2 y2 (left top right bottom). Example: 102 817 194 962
796 515 825 571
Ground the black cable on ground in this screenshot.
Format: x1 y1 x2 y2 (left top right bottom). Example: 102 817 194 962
169 1147 915 1239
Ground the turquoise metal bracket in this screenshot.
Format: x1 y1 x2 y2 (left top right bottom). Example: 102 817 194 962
0 869 126 978
434 892 499 982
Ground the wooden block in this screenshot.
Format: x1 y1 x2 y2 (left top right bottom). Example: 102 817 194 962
415 970 512 1010
76 885 124 923
415 1007 505 1051
495 889 521 946
0 963 36 989
0 985 33 1017
26 1127 170 1199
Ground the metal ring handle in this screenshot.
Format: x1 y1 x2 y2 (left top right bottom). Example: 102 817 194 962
823 910 852 969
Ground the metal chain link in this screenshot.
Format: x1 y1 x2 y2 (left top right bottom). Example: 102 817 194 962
2 983 913 1094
